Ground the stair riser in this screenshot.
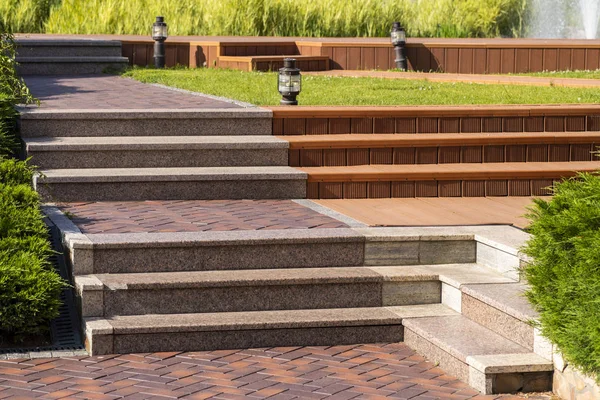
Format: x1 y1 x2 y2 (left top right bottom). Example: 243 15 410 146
291 144 597 167
17 46 122 58
19 118 272 137
16 62 128 76
461 294 534 351
28 149 289 169
307 179 555 199
37 180 306 202
87 325 405 355
75 243 365 275
365 240 476 266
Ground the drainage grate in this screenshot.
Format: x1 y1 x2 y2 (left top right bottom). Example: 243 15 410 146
0 218 85 356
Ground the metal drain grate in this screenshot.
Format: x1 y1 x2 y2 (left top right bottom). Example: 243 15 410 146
0 218 85 356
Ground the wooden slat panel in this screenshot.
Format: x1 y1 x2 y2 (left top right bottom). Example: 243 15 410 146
473 49 487 74
572 49 586 70
430 48 445 72
558 49 571 70
347 47 361 70
571 144 592 161
461 118 481 133
415 181 438 197
524 117 544 132
329 118 351 134
323 149 346 166
418 118 439 133
300 149 323 167
530 49 543 72
122 43 134 66
332 47 348 69
463 181 486 197
370 148 393 164
588 116 600 131
445 48 459 73
566 116 586 131
531 179 554 196
548 144 570 162
439 181 461 197
306 118 328 135
406 46 418 71
320 182 344 199
503 117 524 132
392 181 416 198
133 44 148 66
509 180 531 196
351 118 373 134
361 47 376 70
586 49 600 70
461 146 483 163
440 118 460 133
486 180 508 196
484 145 505 163
438 147 461 163
545 117 565 132
396 118 417 133
289 149 300 167
515 48 529 73
273 118 284 135
527 144 548 162
459 48 473 74
482 117 502 132
165 45 177 67
176 44 190 66
487 49 501 73
374 118 395 133
347 149 370 165
393 148 416 164
368 182 391 198
416 47 431 72
375 47 390 70
307 182 319 199
543 49 558 71
344 182 367 199
506 145 527 162
283 118 306 135
501 49 515 73
415 147 438 164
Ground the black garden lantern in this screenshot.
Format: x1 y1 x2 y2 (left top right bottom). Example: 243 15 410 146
278 58 301 106
391 22 407 71
152 16 168 68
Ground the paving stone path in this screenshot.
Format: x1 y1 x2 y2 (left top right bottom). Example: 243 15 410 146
0 344 547 399
59 200 348 234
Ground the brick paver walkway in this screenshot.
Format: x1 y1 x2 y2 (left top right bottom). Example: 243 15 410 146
0 344 546 399
59 200 348 234
22 75 241 110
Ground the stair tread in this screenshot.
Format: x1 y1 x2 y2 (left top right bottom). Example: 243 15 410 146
38 166 306 182
82 263 513 290
219 55 328 61
462 282 538 322
282 132 600 149
301 161 600 181
25 136 288 151
87 304 457 334
403 315 532 362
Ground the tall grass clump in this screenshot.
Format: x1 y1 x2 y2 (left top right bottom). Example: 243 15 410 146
41 0 527 38
523 173 600 379
0 0 60 33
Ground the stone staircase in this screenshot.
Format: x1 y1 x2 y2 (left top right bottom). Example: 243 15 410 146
16 39 129 75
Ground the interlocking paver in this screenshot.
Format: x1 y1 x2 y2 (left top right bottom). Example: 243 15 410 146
23 75 241 110
0 344 551 399
60 200 348 234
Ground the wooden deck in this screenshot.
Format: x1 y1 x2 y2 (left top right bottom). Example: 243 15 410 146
316 197 537 228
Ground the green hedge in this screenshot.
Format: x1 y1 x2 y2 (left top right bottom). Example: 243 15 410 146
523 173 600 378
0 32 67 342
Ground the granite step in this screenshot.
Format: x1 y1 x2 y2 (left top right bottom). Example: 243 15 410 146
403 315 553 394
16 39 123 58
461 283 544 353
24 136 289 169
34 166 307 202
66 228 366 275
16 56 129 75
83 304 457 355
17 109 273 137
75 263 512 318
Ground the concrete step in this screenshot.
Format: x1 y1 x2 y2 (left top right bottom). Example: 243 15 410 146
18 109 272 137
66 228 366 275
301 161 600 199
16 56 129 75
16 39 123 58
24 136 289 169
218 55 330 72
75 263 513 317
403 315 553 394
35 166 307 202
283 132 600 167
461 283 543 353
83 304 457 355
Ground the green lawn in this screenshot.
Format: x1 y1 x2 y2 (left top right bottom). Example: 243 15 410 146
509 70 600 79
124 68 600 106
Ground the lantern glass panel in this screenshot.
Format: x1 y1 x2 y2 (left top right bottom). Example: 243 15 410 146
152 24 168 40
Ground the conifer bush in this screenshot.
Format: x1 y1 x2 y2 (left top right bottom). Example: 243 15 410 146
523 172 600 378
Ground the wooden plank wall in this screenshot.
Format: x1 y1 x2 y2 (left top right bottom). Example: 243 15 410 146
122 42 190 67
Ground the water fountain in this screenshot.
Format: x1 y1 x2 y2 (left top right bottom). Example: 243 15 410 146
528 0 600 39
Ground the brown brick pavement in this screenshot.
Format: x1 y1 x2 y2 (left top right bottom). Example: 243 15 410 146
59 200 348 234
0 344 548 399
22 75 241 110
